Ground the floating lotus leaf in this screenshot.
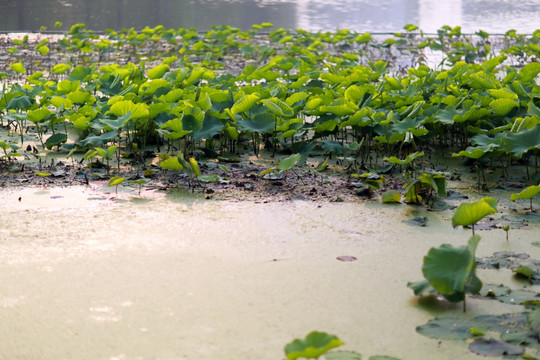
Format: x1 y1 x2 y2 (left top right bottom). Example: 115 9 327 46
284 331 344 360
451 197 497 229
324 351 362 360
402 216 428 226
416 317 477 340
469 338 524 357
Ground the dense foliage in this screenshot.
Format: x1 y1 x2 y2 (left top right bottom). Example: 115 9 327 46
0 23 539 190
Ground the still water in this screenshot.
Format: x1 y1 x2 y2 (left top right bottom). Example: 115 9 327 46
0 0 539 33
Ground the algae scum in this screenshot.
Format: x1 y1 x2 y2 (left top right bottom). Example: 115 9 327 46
0 22 540 359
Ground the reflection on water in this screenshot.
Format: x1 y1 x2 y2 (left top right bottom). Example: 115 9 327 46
0 0 538 33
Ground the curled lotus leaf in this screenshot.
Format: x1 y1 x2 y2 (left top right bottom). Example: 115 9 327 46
421 235 482 302
284 331 344 360
511 185 540 202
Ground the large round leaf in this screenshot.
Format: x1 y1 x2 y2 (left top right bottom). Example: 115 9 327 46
452 197 498 228
422 235 482 301
511 185 540 202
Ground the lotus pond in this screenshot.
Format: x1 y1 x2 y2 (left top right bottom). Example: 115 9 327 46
1 23 540 359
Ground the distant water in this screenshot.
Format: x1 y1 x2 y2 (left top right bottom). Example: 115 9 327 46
0 0 539 33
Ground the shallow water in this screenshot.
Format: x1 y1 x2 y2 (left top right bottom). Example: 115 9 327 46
1 184 539 359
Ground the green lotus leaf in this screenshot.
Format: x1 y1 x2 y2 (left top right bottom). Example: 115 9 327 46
422 235 482 301
10 62 25 74
44 133 67 150
417 317 478 341
382 190 401 203
285 92 308 107
237 112 275 134
108 100 149 120
278 153 302 172
490 98 518 116
469 71 499 89
147 64 170 79
384 151 424 165
261 97 294 117
52 63 72 74
406 280 433 296
511 185 540 202
27 108 51 123
315 119 339 133
469 338 524 357
325 351 363 360
197 174 219 182
160 156 183 171
79 131 119 147
518 62 540 83
192 116 225 141
7 95 32 110
182 114 203 134
504 124 540 158
139 79 172 96
57 80 81 94
68 65 92 82
452 197 497 228
184 67 208 85
231 94 259 115
284 331 344 360
37 45 49 56
319 140 347 155
108 176 126 187
67 90 93 105
488 88 518 99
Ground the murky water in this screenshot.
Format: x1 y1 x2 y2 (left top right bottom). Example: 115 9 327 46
1 0 539 33
1 184 538 359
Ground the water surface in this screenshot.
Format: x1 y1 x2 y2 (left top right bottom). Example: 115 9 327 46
1 0 539 33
